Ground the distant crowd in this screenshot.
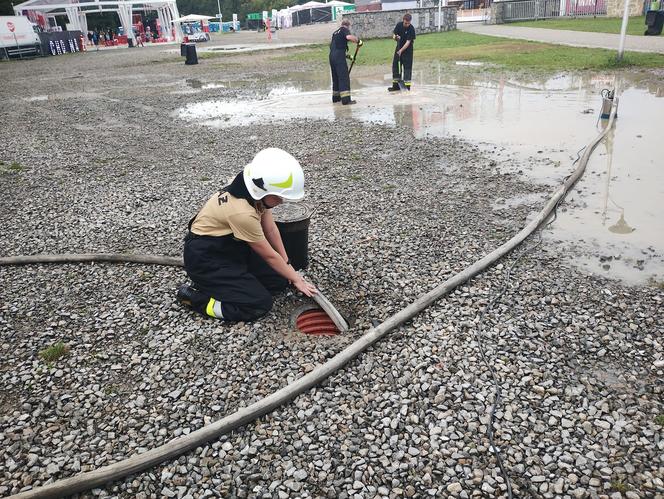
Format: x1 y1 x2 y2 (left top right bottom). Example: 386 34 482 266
86 27 160 49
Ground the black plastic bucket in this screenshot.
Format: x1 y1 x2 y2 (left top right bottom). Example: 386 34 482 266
185 43 198 65
273 202 313 271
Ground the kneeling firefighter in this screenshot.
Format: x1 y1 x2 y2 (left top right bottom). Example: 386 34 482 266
177 148 318 321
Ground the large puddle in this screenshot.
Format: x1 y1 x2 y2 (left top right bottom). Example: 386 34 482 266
177 67 664 285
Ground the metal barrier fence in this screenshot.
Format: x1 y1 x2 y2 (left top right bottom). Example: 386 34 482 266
566 0 607 16
501 0 607 21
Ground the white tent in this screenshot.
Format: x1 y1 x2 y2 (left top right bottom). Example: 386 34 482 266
275 8 293 28
290 1 326 10
171 14 215 22
13 0 183 43
325 0 352 6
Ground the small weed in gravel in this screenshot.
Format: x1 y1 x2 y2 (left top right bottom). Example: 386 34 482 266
2 161 26 173
655 414 664 426
38 342 69 363
611 481 628 493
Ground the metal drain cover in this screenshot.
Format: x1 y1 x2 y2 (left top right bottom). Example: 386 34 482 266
296 309 340 336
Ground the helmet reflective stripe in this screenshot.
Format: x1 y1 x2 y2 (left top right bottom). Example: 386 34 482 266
205 298 224 319
270 173 293 189
243 148 305 201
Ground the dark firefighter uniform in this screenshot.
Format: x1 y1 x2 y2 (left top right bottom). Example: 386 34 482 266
391 21 416 90
329 25 352 104
183 188 287 322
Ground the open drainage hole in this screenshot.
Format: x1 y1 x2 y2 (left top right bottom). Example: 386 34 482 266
295 308 340 336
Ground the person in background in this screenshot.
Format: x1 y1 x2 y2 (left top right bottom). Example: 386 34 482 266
388 13 416 92
329 19 363 105
177 148 317 322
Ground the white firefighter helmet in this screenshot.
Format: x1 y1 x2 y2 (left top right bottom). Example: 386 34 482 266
243 148 305 201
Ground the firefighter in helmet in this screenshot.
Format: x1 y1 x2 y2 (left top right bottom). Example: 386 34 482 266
177 148 317 321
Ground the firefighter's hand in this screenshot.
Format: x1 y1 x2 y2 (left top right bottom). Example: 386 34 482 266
393 34 401 41
293 276 318 297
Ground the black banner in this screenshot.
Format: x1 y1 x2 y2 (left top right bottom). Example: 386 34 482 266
38 31 84 56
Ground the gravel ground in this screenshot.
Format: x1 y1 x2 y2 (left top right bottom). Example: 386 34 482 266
1 48 663 498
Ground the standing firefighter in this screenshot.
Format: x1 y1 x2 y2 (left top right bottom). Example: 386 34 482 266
177 148 317 322
329 19 363 105
389 13 416 91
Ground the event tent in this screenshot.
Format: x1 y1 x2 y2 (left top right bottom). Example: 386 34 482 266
13 0 184 43
171 14 215 22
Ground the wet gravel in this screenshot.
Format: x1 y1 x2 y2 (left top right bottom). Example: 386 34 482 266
1 48 663 498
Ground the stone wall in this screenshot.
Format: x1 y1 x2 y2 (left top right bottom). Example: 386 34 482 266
342 7 457 39
607 0 644 16
487 2 505 23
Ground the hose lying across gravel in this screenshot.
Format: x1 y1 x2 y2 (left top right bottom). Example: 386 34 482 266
0 253 185 267
4 100 618 499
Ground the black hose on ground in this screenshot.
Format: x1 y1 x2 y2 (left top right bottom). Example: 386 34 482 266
5 100 618 499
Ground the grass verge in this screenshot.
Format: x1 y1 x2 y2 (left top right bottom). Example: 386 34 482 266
509 15 660 37
280 30 664 70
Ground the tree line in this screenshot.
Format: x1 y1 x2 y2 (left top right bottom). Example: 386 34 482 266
177 0 296 20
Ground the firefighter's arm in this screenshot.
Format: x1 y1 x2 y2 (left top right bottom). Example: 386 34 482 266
248 239 317 296
397 39 411 55
346 34 361 45
261 209 288 262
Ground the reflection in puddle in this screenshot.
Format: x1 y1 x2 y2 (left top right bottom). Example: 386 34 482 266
176 68 664 285
185 79 226 90
267 85 302 98
23 95 48 102
186 78 203 89
455 61 485 66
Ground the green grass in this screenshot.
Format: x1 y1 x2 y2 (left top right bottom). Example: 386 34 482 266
198 51 225 60
510 15 659 36
655 414 664 425
281 30 664 69
39 341 69 363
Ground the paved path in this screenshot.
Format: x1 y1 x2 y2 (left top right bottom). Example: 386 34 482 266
459 22 664 54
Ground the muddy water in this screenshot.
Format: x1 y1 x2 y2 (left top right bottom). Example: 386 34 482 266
177 67 664 285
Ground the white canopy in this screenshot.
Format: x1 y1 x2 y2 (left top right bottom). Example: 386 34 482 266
13 0 183 42
290 1 326 10
172 14 214 22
